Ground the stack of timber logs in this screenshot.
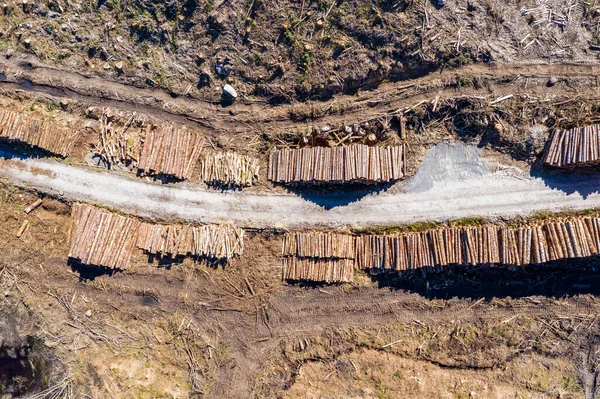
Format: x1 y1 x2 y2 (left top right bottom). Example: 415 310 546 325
268 144 404 184
136 223 244 260
0 109 78 157
199 151 260 187
69 204 244 270
356 217 600 272
543 125 600 167
138 127 204 179
281 232 355 283
282 258 354 283
68 204 141 270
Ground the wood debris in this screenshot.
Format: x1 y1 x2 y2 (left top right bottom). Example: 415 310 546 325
24 198 42 214
0 109 78 157
543 125 600 167
282 232 355 283
268 144 404 184
94 110 141 167
16 220 29 238
199 151 260 187
68 204 141 270
138 126 205 179
136 223 244 260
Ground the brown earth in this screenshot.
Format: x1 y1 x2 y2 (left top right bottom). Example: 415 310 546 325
2 184 600 398
5 58 600 189
2 0 600 397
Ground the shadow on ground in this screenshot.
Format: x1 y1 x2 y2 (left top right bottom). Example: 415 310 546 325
531 160 600 199
68 258 120 281
0 140 58 160
281 181 397 209
370 257 600 299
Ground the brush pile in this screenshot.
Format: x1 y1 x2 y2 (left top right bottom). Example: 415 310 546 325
199 151 260 187
68 204 141 270
137 223 244 260
268 144 404 184
0 109 78 157
138 126 204 179
94 110 142 167
281 232 355 282
543 125 600 167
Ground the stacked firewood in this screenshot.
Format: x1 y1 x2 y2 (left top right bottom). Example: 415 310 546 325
356 217 600 271
68 204 141 270
543 125 600 167
138 126 205 179
199 151 260 187
281 232 355 283
136 223 244 260
0 109 78 157
268 144 404 184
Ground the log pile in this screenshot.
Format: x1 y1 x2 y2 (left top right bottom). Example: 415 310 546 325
94 110 141 167
136 223 244 260
543 125 600 167
0 109 78 157
356 217 600 271
68 204 141 270
199 151 260 187
69 204 244 270
268 144 404 184
282 258 354 283
138 127 204 179
281 232 355 282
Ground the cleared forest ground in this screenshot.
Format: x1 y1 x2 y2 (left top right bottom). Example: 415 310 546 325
3 0 600 397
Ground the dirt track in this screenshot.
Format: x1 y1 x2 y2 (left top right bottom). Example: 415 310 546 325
4 56 600 135
0 144 599 229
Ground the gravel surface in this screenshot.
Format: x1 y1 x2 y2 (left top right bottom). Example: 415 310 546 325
1 146 599 229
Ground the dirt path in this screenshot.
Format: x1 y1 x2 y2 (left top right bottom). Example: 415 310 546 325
1 144 599 229
3 56 600 135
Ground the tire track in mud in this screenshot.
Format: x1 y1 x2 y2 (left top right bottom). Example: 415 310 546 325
3 56 600 135
267 295 600 332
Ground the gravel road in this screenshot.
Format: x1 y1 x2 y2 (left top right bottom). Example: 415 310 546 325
1 144 599 229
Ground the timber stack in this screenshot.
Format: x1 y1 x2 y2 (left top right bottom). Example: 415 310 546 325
136 223 244 260
69 204 244 270
543 125 600 167
0 109 78 157
281 232 355 283
68 204 141 270
138 126 205 179
268 144 404 184
356 217 600 272
199 151 260 187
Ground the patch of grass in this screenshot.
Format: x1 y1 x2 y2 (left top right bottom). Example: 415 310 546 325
45 100 60 112
352 221 441 236
448 217 486 228
562 373 582 392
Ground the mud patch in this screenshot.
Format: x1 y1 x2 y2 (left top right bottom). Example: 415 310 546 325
0 310 53 397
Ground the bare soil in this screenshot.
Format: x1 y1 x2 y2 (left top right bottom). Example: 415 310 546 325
2 1 600 397
0 185 599 398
